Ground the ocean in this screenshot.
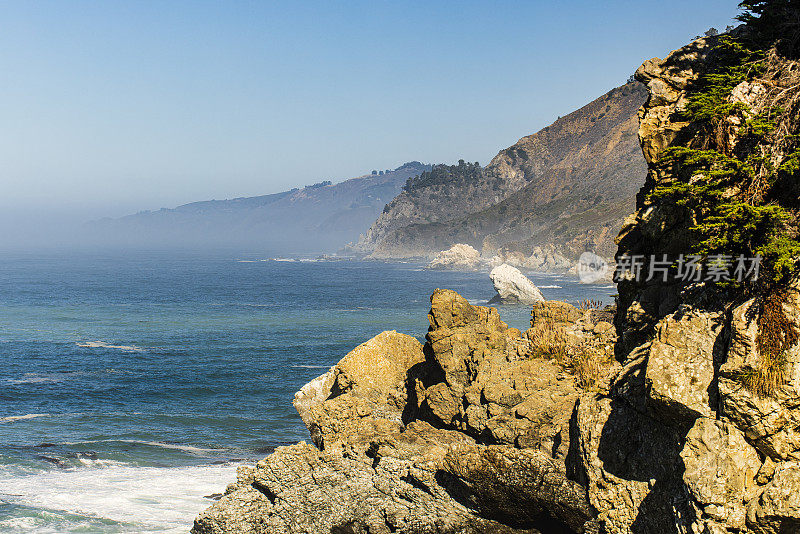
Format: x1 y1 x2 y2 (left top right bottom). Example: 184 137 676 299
0 251 616 533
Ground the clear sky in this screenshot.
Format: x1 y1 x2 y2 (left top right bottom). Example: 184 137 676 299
1 0 740 221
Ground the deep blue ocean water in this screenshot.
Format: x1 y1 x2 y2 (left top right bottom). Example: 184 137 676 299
0 251 616 533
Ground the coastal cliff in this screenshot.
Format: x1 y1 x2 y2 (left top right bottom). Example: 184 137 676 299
353 82 647 261
194 4 800 532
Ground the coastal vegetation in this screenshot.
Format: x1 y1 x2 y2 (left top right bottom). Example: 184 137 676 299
651 2 800 288
644 0 800 396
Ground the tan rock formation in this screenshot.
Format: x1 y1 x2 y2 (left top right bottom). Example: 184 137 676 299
194 291 614 534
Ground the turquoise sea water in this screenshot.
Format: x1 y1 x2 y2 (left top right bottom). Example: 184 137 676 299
0 251 615 533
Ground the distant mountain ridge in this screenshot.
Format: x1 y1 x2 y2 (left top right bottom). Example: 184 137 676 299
353 81 648 260
90 162 431 253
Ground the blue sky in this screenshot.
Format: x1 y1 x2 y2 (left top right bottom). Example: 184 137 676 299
0 0 740 218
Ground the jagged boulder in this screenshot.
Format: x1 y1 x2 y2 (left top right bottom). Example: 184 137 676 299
489 264 545 305
645 307 725 424
196 290 606 533
427 244 482 270
292 330 426 448
680 418 762 532
421 289 584 455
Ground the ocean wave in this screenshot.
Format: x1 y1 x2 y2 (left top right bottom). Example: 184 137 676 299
0 462 241 532
60 439 227 455
538 285 562 289
291 365 332 369
75 341 142 352
0 413 50 424
75 457 130 469
5 372 83 385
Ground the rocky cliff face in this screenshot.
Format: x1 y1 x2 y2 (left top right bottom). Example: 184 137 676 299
354 83 647 261
590 7 800 531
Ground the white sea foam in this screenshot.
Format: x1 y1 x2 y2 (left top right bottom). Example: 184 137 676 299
0 462 241 533
538 285 562 289
5 372 82 385
0 414 50 424
75 341 142 352
291 364 332 369
60 439 227 455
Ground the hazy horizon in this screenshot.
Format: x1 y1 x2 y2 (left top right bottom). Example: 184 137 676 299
0 0 741 248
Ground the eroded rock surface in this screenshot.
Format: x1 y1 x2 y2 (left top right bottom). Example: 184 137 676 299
719 281 800 461
292 330 426 448
194 291 610 534
428 244 483 271
489 264 545 305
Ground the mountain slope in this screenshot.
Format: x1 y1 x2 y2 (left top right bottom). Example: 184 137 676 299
90 162 430 253
355 82 648 260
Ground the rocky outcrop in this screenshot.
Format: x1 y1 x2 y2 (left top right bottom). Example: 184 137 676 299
521 246 573 272
427 244 483 270
586 11 800 533
488 264 545 305
292 330 426 448
718 279 800 462
194 290 614 534
425 245 576 274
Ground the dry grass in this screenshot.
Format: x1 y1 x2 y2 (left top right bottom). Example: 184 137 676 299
527 315 614 390
740 290 799 397
570 342 610 390
579 299 604 312
527 321 570 363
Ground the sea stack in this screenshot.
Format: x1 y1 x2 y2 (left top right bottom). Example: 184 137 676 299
488 263 545 304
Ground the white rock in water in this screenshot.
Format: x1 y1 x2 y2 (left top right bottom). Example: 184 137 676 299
489 263 545 304
428 244 481 270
